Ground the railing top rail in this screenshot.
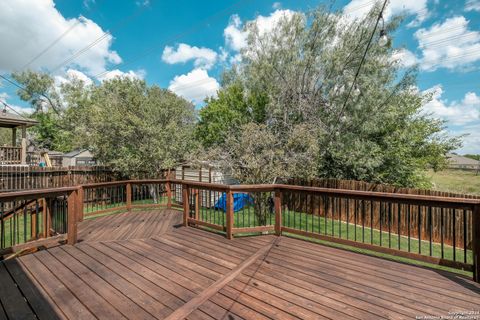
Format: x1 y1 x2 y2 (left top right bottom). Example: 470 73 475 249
1 178 479 209
0 186 78 201
275 184 480 209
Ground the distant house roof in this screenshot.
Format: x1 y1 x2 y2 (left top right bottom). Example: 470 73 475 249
0 111 38 128
63 149 92 158
446 154 480 166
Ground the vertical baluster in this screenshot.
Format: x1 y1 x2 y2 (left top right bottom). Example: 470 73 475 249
429 206 433 257
346 199 350 240
362 200 365 243
441 207 444 259
463 209 467 264
370 201 373 244
418 205 422 255
388 202 391 249
453 208 456 261
408 205 411 252
379 201 382 247
339 198 342 238
397 203 401 250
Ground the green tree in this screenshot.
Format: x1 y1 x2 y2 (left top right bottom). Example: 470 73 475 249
195 81 268 147
200 6 460 188
11 71 90 152
88 78 196 177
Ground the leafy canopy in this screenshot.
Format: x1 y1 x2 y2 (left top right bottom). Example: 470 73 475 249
196 6 460 187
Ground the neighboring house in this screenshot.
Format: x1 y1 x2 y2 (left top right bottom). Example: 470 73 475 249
62 149 97 167
446 154 480 170
0 111 38 165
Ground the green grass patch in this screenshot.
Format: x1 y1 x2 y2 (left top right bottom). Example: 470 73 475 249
428 169 480 195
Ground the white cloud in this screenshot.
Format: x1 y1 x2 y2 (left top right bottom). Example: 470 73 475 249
454 123 480 154
99 69 146 82
415 16 480 71
466 0 480 12
55 69 94 86
0 0 121 76
273 2 282 9
168 68 219 105
423 85 480 125
391 48 418 68
161 43 218 70
224 14 247 51
343 0 428 26
223 10 295 52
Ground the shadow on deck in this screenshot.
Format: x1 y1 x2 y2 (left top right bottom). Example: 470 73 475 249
1 208 479 319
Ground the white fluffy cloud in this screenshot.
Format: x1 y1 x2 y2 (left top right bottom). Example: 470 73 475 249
55 69 94 86
99 69 146 82
168 68 219 105
343 0 428 26
391 48 418 68
162 44 218 70
0 0 121 76
423 85 480 125
466 0 480 12
223 10 295 52
224 15 248 51
415 16 480 71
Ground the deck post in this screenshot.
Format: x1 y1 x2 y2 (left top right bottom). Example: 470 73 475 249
166 181 172 208
226 190 234 240
194 189 200 220
76 187 84 222
473 204 480 283
42 198 52 238
274 189 282 236
67 191 78 245
182 184 190 227
31 204 38 239
126 182 132 211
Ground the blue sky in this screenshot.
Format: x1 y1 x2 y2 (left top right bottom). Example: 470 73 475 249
0 0 479 153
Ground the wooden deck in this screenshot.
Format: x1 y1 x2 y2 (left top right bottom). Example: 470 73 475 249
1 209 479 320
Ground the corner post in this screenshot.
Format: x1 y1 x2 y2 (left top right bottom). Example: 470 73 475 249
473 204 480 283
20 125 27 165
126 182 132 211
42 198 52 238
76 187 84 222
226 190 234 240
67 191 78 245
182 184 190 227
274 189 282 236
166 180 172 209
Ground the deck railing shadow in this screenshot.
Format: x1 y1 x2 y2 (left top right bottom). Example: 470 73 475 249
1 178 479 284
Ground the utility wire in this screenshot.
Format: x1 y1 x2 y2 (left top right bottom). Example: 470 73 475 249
94 0 252 79
333 0 389 129
0 74 60 115
20 0 102 71
50 0 151 74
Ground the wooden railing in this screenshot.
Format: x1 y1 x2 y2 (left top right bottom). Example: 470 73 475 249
0 186 80 256
1 178 480 283
0 146 22 165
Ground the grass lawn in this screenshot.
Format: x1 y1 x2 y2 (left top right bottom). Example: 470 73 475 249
1 212 46 249
428 169 480 195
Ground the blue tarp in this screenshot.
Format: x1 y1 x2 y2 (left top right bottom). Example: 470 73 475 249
214 193 254 212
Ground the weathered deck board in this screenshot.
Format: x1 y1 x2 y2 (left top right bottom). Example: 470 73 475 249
77 209 182 242
1 209 479 319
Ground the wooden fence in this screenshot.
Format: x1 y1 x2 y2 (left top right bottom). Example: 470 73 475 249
284 178 480 249
0 166 117 192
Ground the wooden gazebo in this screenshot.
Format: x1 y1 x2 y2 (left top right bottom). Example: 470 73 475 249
0 111 38 165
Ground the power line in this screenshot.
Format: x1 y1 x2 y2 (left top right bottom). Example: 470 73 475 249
49 0 151 74
333 0 389 130
20 0 103 71
94 0 252 79
0 74 60 114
